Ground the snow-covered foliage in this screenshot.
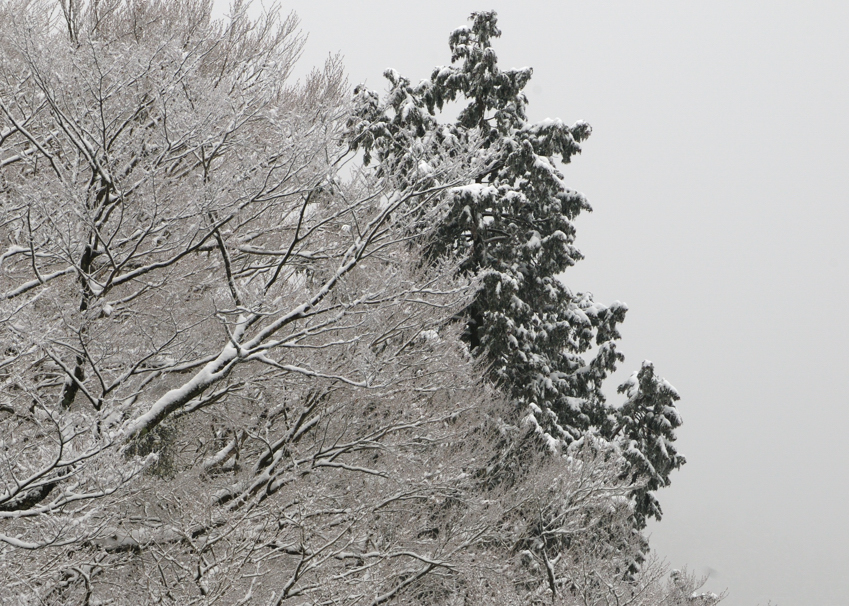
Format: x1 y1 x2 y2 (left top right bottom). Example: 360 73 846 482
616 361 686 527
349 10 684 528
0 2 709 604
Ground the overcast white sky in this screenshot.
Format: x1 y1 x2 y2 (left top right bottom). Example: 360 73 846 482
214 2 849 604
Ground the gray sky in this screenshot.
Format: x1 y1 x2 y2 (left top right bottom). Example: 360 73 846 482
215 2 849 604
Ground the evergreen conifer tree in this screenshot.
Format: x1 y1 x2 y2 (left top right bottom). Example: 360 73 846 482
348 10 684 526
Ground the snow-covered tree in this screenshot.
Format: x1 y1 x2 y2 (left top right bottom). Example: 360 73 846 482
1 2 712 603
0 1 486 602
348 10 684 527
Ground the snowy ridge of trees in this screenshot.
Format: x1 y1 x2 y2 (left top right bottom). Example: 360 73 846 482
0 2 720 604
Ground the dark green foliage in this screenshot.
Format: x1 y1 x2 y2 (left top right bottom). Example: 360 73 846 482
348 10 684 527
616 361 686 527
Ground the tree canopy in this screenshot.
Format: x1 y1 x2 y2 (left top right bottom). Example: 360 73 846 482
349 10 685 528
0 3 712 604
